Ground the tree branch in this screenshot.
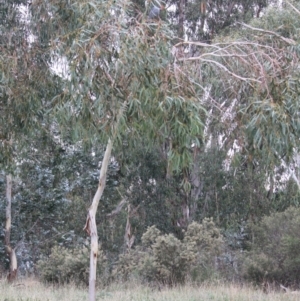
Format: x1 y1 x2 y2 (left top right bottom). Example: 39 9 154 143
286 0 300 16
238 22 296 46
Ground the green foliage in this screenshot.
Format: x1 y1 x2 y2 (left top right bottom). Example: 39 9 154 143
0 0 62 170
114 219 223 284
2 0 300 291
183 219 224 282
243 207 300 287
141 225 162 248
191 1 300 171
114 142 187 248
37 245 107 285
193 147 287 229
30 0 206 176
112 250 141 282
151 233 194 284
184 219 223 254
146 0 275 41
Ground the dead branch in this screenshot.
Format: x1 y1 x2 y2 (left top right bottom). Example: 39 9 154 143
107 198 127 218
286 0 300 16
238 22 296 46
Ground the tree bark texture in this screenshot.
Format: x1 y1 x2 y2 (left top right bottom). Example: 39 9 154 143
84 138 113 301
5 174 17 282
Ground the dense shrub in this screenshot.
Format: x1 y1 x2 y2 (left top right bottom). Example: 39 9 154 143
37 245 106 285
243 207 300 287
113 250 140 281
184 219 224 281
114 219 223 284
152 234 195 284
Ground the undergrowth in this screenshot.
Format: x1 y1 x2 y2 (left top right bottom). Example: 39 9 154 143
1 278 300 301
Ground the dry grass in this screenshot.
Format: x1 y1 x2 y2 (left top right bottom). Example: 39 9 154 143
0 278 300 301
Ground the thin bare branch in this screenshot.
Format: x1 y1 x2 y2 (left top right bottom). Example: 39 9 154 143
175 40 283 52
107 198 127 218
182 57 260 83
238 22 296 45
286 0 300 16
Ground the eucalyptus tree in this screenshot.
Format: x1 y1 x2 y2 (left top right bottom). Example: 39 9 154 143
177 0 300 209
137 0 280 224
0 0 35 281
223 2 300 166
0 0 62 280
31 0 205 299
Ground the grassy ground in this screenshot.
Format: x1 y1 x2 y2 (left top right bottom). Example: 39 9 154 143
1 279 300 301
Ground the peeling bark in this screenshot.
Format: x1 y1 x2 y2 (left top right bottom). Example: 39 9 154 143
84 138 113 301
124 204 135 251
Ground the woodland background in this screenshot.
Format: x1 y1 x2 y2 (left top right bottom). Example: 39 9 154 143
1 0 300 289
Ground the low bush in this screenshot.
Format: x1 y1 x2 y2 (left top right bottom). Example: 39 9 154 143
114 219 223 285
243 206 300 287
184 219 224 282
37 244 106 285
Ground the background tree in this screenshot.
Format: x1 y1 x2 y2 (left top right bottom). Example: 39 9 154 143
0 0 62 281
30 0 205 299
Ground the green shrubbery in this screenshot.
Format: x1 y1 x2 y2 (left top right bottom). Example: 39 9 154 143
114 219 223 284
33 208 300 288
243 207 300 287
35 220 223 286
37 245 107 285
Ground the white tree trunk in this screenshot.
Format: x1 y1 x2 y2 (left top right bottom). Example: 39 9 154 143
84 138 113 301
84 101 126 301
5 174 18 282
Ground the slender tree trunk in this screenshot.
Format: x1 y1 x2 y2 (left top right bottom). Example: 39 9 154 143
124 204 135 251
84 138 113 301
83 102 126 301
190 147 203 220
178 0 185 40
4 174 18 282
